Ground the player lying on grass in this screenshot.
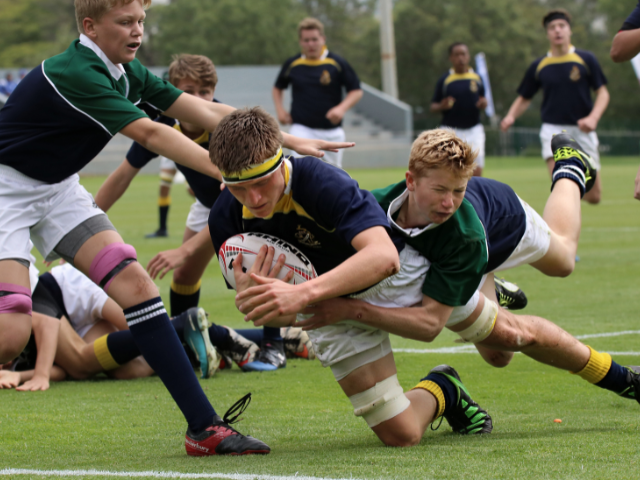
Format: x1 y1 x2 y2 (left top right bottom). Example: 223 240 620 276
191 107 493 447
0 262 297 388
296 129 640 404
94 53 290 370
0 0 352 456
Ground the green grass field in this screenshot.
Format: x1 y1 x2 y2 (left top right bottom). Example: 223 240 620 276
1 157 640 480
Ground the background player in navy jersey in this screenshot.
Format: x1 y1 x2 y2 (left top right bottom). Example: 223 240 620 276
431 42 488 177
611 2 640 201
501 9 609 205
0 0 353 456
273 17 363 169
299 129 640 406
206 107 492 443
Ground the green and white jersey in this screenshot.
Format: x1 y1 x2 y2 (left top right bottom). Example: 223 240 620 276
0 35 182 184
372 181 488 306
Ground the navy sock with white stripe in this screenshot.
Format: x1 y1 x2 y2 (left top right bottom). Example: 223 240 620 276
124 297 215 433
552 158 587 197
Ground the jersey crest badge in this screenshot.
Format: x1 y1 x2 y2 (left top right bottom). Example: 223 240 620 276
470 80 478 93
295 225 321 248
320 70 331 85
569 65 581 82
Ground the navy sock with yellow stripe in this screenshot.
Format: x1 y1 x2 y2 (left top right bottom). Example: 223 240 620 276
170 280 201 317
575 346 630 394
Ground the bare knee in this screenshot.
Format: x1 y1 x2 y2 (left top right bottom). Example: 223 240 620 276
0 315 32 363
376 426 422 447
482 311 536 352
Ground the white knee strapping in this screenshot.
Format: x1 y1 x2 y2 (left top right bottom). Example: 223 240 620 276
455 298 499 343
348 374 411 428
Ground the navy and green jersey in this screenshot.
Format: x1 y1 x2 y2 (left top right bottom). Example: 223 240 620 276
210 156 396 285
0 35 182 184
126 105 222 209
274 48 360 130
432 68 485 129
517 46 607 125
373 177 526 306
621 2 640 30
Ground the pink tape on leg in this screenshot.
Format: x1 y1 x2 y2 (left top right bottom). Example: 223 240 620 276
89 243 137 292
0 283 32 315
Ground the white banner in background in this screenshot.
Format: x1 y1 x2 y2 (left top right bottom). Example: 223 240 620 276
475 52 495 118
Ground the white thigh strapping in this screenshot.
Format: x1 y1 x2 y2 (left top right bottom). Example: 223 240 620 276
539 123 600 169
185 199 210 233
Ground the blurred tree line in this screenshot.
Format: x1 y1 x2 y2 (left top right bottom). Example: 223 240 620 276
0 0 636 128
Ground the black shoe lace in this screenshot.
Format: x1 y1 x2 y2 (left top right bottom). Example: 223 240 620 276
222 393 252 425
430 415 444 431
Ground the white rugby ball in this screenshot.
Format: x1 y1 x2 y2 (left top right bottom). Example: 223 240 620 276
218 232 317 290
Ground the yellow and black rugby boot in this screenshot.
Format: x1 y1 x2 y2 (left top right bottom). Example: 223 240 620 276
551 132 598 197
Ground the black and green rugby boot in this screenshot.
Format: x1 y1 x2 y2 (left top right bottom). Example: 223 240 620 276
430 365 493 434
495 277 528 310
551 132 598 196
618 366 640 403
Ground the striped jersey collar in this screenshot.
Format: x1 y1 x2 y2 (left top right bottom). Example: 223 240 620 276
547 45 576 57
301 46 329 60
387 189 440 237
79 34 127 81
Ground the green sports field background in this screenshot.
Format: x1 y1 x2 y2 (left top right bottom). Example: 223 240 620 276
1 157 639 479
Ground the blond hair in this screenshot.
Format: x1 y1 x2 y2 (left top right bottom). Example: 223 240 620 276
409 129 477 179
210 107 283 174
75 0 152 34
298 17 325 37
168 54 218 89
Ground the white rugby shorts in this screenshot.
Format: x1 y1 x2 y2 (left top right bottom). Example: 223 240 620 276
540 123 601 169
50 263 109 338
0 165 105 262
306 245 429 380
159 156 177 171
289 123 346 169
451 123 486 168
185 199 210 233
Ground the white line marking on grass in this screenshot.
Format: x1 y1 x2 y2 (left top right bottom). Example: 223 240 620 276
583 226 640 232
394 330 640 355
0 469 366 480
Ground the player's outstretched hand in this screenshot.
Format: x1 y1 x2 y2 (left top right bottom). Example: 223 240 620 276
286 134 355 158
500 115 515 132
0 370 20 389
297 298 353 330
236 275 308 326
577 115 598 133
233 247 293 310
634 164 640 201
16 374 49 392
147 248 187 280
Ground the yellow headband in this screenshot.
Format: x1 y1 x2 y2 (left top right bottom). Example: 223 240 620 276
220 148 284 185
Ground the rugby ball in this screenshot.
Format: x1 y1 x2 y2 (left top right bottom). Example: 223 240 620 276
218 232 317 290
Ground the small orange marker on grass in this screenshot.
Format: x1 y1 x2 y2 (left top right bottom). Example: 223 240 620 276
553 419 562 423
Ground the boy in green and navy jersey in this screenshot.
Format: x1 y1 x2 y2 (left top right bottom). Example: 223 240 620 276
0 0 350 457
273 17 363 169
501 8 609 204
431 43 488 176
204 108 493 444
300 129 640 408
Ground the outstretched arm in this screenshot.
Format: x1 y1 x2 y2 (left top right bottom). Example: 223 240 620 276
147 226 213 279
577 86 609 133
611 29 640 62
500 96 531 132
94 160 141 212
297 294 452 342
326 89 363 125
16 313 60 391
